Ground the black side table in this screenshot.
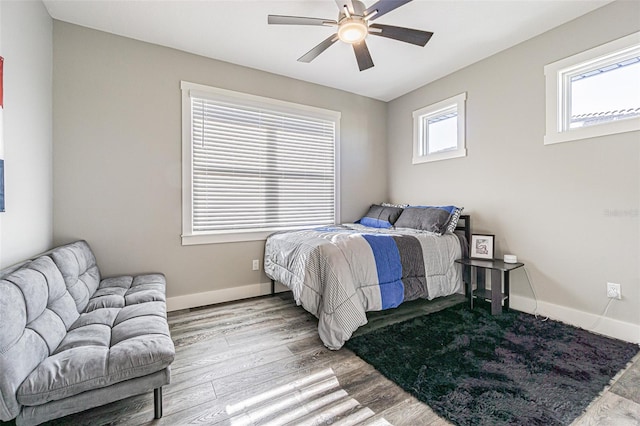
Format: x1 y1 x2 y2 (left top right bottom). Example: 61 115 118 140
455 258 524 315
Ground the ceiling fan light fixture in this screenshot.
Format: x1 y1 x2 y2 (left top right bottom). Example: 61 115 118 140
268 0 433 71
338 20 368 44
363 9 378 21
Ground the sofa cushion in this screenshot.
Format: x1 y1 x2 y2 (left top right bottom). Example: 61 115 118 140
16 274 174 406
84 274 166 312
50 241 101 313
16 368 171 426
0 257 79 421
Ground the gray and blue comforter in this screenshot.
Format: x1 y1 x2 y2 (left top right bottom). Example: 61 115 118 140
264 224 463 349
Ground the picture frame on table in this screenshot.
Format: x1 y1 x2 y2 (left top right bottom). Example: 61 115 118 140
470 234 494 260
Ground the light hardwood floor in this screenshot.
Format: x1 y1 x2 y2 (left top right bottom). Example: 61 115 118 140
8 292 640 425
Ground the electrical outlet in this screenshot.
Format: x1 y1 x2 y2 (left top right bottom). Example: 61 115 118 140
606 282 621 300
252 259 259 271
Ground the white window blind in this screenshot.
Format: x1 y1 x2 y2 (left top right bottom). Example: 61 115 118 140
182 82 339 244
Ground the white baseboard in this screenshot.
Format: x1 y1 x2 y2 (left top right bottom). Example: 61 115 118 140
166 281 287 312
510 294 640 344
167 285 639 344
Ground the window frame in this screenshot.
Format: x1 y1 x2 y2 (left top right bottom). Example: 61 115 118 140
412 92 467 164
181 81 341 245
544 31 640 145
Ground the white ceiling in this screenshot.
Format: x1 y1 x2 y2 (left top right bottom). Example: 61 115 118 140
43 0 612 102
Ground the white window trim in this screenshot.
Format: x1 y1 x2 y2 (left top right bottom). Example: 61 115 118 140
181 81 341 245
412 92 467 164
544 32 640 145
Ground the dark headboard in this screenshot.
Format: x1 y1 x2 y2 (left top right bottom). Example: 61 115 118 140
455 214 471 253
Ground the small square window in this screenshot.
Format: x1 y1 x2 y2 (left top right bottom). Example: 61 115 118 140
545 32 640 145
413 93 466 164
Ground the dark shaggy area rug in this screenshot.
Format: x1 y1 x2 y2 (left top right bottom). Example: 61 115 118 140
345 303 639 426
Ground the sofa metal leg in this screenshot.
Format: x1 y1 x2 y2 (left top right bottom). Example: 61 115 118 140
154 387 163 419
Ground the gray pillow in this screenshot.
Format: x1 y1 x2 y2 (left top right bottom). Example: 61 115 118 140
394 206 459 235
358 204 404 228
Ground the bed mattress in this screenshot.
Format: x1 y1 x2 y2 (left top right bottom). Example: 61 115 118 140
264 224 464 349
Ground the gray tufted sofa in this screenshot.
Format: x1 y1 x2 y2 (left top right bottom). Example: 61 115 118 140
0 241 175 426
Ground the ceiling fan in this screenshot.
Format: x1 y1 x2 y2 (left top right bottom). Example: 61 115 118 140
268 0 433 71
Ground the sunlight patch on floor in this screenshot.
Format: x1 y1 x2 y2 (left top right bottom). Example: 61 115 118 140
226 367 389 425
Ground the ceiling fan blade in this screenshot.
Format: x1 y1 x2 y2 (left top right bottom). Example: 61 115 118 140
364 0 413 21
369 23 433 46
298 34 339 63
353 40 374 71
334 0 355 14
268 15 336 26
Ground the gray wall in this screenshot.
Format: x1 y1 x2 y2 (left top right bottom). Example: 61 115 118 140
52 22 387 302
387 1 639 329
50 2 640 335
0 0 53 268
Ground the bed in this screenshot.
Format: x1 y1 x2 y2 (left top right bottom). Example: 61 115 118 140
264 204 470 350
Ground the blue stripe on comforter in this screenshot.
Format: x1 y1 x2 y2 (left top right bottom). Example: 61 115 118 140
362 234 404 309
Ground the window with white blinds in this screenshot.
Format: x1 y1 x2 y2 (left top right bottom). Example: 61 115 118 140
181 81 340 245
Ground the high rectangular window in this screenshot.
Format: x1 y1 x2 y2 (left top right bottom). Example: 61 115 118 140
569 57 639 129
181 82 340 245
544 32 640 145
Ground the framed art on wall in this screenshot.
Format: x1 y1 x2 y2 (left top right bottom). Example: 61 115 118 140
470 234 494 259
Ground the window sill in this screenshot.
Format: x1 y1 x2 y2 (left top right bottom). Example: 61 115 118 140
182 225 325 245
182 231 272 245
413 148 466 164
544 118 640 145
